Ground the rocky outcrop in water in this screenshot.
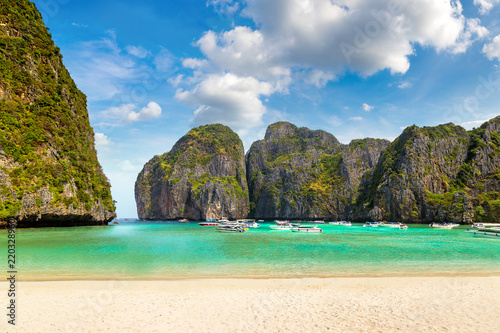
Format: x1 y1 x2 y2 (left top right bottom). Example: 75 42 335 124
355 117 500 223
0 1 116 227
135 124 249 220
135 116 500 223
246 122 389 220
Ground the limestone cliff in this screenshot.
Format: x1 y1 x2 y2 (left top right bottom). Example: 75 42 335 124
0 1 116 227
246 122 389 219
355 117 500 223
135 124 249 220
137 116 500 223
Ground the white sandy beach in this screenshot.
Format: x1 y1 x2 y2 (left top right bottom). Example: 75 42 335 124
1 276 499 333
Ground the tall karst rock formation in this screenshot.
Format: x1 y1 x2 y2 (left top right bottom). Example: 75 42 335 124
0 1 116 227
246 122 389 220
135 124 250 220
135 117 500 223
356 117 500 223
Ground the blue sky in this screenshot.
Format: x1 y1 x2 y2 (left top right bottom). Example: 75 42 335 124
32 0 500 218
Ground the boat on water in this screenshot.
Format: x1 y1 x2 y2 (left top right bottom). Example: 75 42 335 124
399 223 408 230
198 218 219 226
178 219 189 223
471 223 500 228
291 225 323 233
239 220 260 228
329 221 352 226
429 222 459 229
216 225 247 233
363 222 380 227
466 227 500 239
269 221 295 230
379 222 404 228
311 220 325 224
257 219 264 222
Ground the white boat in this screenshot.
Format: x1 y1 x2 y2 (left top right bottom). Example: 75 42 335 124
312 220 325 224
257 219 264 222
178 219 189 223
269 221 295 230
363 222 380 227
466 227 500 239
429 222 459 229
291 225 323 233
216 225 247 233
472 223 500 228
379 222 403 228
241 221 260 228
399 223 408 230
329 221 352 226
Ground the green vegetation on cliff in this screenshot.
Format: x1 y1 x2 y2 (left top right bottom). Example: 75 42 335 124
135 124 249 220
0 0 115 223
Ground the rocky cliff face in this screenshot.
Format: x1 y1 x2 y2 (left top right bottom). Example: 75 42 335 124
0 1 116 227
355 118 500 223
246 122 389 219
137 116 500 223
135 124 249 220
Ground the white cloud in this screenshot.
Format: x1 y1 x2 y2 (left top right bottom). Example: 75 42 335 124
175 73 275 129
182 58 209 70
397 81 413 89
483 34 500 61
326 115 343 127
65 34 144 101
195 27 291 82
196 0 484 78
474 0 500 14
362 103 374 112
94 133 112 147
207 0 240 15
154 48 176 72
72 22 88 28
101 102 162 124
118 160 143 172
178 0 488 131
125 45 149 58
350 116 364 121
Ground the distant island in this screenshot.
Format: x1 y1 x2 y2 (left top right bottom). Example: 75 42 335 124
135 116 500 224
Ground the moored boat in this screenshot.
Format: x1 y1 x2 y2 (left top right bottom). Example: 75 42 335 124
430 222 459 229
329 221 352 226
216 225 247 233
379 222 403 228
466 227 500 239
240 221 260 228
399 223 408 230
199 218 219 226
178 219 189 223
291 225 323 233
269 221 294 230
363 222 380 227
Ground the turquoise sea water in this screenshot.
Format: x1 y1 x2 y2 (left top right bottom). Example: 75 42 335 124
2 220 499 280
